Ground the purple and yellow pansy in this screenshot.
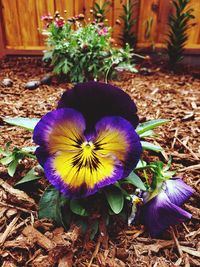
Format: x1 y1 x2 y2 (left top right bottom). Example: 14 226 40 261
33 82 142 198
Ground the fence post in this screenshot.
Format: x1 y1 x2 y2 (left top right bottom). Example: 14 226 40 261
0 0 5 57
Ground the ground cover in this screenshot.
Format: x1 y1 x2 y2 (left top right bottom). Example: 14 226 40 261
0 57 200 266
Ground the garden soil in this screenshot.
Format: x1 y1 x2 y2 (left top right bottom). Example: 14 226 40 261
0 57 200 267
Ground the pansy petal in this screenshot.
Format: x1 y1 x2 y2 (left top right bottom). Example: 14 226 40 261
44 152 123 198
165 178 194 206
33 108 86 150
94 116 142 176
35 146 49 167
140 192 192 237
57 81 139 130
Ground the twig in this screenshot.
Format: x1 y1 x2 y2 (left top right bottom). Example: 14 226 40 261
0 213 20 246
87 239 101 267
178 164 200 172
171 128 178 149
0 202 36 214
171 227 183 257
176 137 199 160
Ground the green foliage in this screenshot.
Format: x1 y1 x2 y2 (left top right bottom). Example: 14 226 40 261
42 12 136 82
120 0 137 48
39 185 69 228
0 143 36 177
93 1 111 22
136 119 169 136
166 0 194 66
15 165 42 186
104 186 124 214
3 117 40 131
122 172 146 191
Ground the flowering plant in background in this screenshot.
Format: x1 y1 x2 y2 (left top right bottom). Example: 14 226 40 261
41 11 137 82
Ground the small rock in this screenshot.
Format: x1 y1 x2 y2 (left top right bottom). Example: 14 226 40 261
139 67 153 76
40 74 52 85
25 81 40 90
1 78 13 87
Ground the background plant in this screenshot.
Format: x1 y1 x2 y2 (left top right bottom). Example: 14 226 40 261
42 11 137 82
120 0 137 48
93 0 111 23
166 0 194 66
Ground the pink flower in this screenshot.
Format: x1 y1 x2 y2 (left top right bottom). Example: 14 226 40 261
97 27 108 36
54 17 65 28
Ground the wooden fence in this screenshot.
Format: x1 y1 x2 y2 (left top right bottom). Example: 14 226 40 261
0 0 200 56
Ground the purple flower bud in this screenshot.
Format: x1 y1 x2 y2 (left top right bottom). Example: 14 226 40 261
140 178 194 237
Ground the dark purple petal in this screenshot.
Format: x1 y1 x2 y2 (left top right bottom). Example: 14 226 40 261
140 191 192 237
35 146 49 167
166 178 194 206
57 81 139 130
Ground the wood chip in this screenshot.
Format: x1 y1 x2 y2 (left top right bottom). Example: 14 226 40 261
0 178 36 209
22 225 55 250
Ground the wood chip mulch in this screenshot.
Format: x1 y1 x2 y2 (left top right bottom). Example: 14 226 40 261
0 57 200 267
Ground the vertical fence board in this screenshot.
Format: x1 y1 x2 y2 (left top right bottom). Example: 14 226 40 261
186 0 200 47
55 0 74 18
16 0 40 48
84 0 94 20
1 0 22 47
35 0 55 46
137 0 159 47
156 0 171 44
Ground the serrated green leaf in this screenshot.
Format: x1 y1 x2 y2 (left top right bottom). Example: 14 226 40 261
104 186 124 214
15 166 42 185
70 199 88 216
3 117 40 131
123 172 146 191
136 119 169 135
141 141 163 152
39 185 68 226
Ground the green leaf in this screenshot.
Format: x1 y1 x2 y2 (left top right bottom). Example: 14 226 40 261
3 117 40 131
15 166 42 185
135 160 147 170
141 141 163 152
123 172 146 191
21 146 37 153
136 119 169 135
0 155 14 165
139 130 156 138
104 186 124 214
39 185 67 226
70 199 88 216
8 160 18 177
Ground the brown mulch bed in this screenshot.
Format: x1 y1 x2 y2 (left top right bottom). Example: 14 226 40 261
0 56 200 267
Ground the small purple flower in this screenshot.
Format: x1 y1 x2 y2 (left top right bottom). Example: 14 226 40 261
33 82 141 198
140 178 194 237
